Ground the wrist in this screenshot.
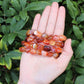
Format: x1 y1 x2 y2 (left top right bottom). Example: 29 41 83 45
18 79 49 84
18 79 37 84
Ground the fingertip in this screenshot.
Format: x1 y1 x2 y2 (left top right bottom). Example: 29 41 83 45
52 2 59 7
64 39 73 55
35 13 41 17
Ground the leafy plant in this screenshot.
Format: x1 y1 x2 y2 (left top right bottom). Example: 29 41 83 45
0 0 84 84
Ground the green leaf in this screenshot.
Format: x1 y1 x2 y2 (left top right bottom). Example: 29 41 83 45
0 82 2 84
5 18 12 23
8 33 17 45
0 57 5 66
75 41 84 58
73 25 83 40
2 0 9 11
75 66 84 74
0 35 2 38
66 62 72 70
4 56 12 70
51 74 65 84
75 75 84 84
5 72 11 84
20 0 27 9
10 18 29 32
0 39 8 51
1 25 9 34
11 0 21 11
49 0 62 3
19 10 28 20
77 13 84 23
5 8 16 16
17 30 27 40
75 58 84 67
11 72 18 84
66 0 79 19
0 1 2 5
0 18 4 23
6 51 22 60
25 1 51 11
64 70 73 84
71 40 79 47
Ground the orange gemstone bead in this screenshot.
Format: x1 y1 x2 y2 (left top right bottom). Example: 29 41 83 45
59 35 67 41
49 40 56 45
43 39 49 44
37 44 44 50
26 30 34 36
33 43 37 49
47 35 53 40
55 41 64 47
53 53 59 58
25 48 31 53
47 52 53 57
55 47 62 53
19 29 67 58
30 49 36 54
21 41 25 45
34 30 42 37
36 50 41 55
53 35 60 41
27 37 33 42
42 33 48 39
19 47 25 52
41 50 48 56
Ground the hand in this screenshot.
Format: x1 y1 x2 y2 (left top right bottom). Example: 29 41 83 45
18 2 73 84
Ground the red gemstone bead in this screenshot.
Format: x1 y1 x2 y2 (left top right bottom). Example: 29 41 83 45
36 37 44 43
43 45 51 51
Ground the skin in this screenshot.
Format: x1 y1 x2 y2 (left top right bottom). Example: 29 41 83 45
18 2 73 84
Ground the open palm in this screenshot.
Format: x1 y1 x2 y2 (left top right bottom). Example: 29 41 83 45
18 2 73 84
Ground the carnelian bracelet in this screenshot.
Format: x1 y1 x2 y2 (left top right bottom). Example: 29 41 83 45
19 29 67 58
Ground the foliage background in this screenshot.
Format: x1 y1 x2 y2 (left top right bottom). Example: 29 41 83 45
0 0 84 84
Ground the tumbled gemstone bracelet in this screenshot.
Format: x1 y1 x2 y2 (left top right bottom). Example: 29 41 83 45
19 29 67 58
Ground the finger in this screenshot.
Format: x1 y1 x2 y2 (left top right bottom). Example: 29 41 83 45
57 39 73 69
32 14 41 30
54 6 66 35
46 2 59 35
38 6 51 33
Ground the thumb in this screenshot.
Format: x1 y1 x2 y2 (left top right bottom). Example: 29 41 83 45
57 39 73 68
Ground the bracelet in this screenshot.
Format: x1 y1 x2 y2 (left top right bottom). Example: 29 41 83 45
19 29 67 58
